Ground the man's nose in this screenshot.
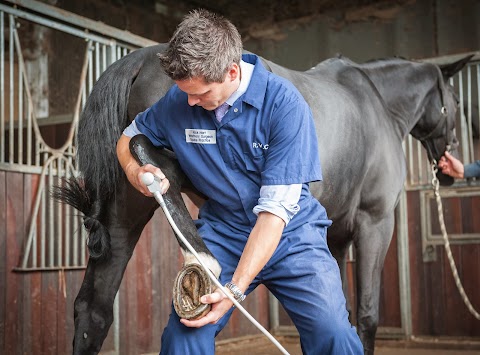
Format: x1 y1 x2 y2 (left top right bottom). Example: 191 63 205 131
188 97 200 106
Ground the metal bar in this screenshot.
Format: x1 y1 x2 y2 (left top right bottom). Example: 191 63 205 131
8 14 14 163
416 140 423 184
94 42 100 81
17 37 23 164
40 152 47 267
65 166 71 266
477 64 480 156
407 137 413 186
87 46 93 100
2 0 157 47
56 156 63 266
458 73 470 163
0 3 119 47
396 189 412 337
466 65 474 162
48 159 54 267
13 265 86 272
101 43 106 74
26 98 32 165
110 43 117 67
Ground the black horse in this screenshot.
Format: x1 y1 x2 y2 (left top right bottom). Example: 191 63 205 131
55 44 470 354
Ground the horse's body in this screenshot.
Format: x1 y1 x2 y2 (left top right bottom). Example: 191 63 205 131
58 44 468 354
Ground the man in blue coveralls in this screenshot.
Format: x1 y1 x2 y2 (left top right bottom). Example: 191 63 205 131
116 9 363 355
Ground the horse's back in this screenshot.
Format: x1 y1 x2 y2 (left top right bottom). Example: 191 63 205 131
264 57 407 227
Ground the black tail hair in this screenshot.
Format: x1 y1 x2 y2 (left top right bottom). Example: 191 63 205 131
53 48 148 260
77 48 147 199
51 178 112 260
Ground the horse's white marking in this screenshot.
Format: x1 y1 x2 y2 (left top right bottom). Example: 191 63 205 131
182 251 222 278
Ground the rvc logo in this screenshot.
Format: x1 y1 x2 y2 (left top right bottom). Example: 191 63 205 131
252 142 269 150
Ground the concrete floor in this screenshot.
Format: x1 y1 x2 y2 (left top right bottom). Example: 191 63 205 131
215 336 480 355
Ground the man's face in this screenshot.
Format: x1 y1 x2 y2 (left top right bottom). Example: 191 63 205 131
175 63 240 111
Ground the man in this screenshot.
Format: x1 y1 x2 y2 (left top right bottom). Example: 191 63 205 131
439 151 480 179
117 9 363 354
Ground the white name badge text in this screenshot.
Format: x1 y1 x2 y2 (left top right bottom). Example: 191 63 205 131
185 129 217 144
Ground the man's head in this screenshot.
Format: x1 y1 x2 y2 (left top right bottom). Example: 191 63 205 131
158 9 243 83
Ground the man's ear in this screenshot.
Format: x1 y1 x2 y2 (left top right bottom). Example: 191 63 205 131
227 62 240 82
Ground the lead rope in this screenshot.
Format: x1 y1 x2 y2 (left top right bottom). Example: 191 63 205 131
142 173 290 354
430 162 480 320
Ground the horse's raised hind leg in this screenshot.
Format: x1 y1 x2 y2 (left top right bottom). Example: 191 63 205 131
129 135 221 277
73 185 157 355
354 214 395 355
129 135 221 319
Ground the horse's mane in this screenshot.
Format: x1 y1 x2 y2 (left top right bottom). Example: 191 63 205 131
76 47 150 199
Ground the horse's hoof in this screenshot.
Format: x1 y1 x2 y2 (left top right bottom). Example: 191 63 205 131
173 263 212 320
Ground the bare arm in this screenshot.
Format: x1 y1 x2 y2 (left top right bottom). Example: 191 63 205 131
180 211 284 327
116 134 170 195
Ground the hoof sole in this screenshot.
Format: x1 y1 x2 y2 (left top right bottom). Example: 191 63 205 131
173 264 212 320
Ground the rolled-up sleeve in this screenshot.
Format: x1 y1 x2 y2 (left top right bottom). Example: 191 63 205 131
252 184 302 225
464 161 480 178
122 118 142 137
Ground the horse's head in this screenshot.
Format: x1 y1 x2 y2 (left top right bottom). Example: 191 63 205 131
409 55 473 186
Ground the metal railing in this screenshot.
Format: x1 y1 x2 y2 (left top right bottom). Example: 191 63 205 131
0 0 157 271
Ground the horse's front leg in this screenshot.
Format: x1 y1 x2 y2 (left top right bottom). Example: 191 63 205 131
355 213 395 355
328 237 353 321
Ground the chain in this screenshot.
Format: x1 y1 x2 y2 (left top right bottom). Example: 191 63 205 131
431 161 480 320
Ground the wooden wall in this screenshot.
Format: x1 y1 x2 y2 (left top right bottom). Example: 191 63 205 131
0 169 270 355
277 189 480 339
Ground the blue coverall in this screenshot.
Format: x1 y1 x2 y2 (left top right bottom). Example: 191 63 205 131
129 54 363 354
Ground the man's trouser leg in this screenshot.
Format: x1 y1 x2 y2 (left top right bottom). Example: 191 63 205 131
262 225 364 355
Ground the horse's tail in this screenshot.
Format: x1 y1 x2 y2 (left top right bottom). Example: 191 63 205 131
54 47 150 260
52 179 111 260
78 48 148 199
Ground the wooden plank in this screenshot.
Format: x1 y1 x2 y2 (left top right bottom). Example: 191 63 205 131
135 221 153 353
461 244 480 335
64 270 84 354
31 272 42 354
0 171 6 354
379 229 401 328
41 272 58 353
406 191 428 335
56 269 68 353
20 173 35 354
29 174 43 355
4 171 23 354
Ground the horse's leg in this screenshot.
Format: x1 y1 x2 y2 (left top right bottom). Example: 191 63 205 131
328 238 352 321
129 134 221 277
354 214 394 355
73 184 157 355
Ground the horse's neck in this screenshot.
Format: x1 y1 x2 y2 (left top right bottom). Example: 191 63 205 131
358 61 438 136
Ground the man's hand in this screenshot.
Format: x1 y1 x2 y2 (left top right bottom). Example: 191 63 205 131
438 151 465 179
180 288 234 328
127 162 170 196
117 134 170 196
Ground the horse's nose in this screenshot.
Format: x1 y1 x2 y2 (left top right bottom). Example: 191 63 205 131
449 136 459 151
